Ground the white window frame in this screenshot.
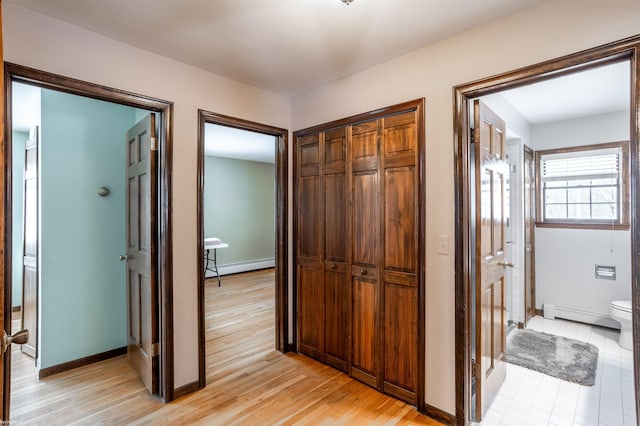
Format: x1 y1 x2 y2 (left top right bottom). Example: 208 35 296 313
535 141 629 230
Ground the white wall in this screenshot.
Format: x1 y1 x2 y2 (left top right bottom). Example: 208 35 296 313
291 0 640 414
3 2 291 389
532 111 631 327
5 0 640 415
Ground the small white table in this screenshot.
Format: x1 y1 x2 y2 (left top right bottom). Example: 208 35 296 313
204 241 229 286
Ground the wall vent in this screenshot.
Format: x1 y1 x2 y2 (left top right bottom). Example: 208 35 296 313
595 265 616 280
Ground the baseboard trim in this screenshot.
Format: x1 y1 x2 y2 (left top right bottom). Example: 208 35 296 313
11 306 21 313
423 403 456 425
535 308 543 317
38 346 126 379
174 380 201 399
205 258 275 278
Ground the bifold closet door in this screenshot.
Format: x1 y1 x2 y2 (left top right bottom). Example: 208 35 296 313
323 127 349 371
297 133 324 360
295 100 423 408
381 111 419 402
350 120 380 387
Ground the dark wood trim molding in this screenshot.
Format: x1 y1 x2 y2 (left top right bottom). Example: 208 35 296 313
453 36 640 424
38 346 127 379
196 110 289 391
173 380 200 400
424 404 456 426
3 62 175 402
292 98 426 410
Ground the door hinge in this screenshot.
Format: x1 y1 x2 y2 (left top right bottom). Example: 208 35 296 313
151 342 160 357
151 137 158 151
471 359 478 379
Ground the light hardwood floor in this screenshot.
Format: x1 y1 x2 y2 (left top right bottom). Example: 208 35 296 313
9 269 441 424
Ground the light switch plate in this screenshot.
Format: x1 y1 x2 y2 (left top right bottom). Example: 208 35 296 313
437 234 449 255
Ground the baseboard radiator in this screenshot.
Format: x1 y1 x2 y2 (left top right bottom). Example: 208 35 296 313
543 303 619 329
205 258 275 278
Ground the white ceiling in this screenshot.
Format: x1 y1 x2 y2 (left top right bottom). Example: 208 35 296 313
205 123 276 164
7 0 541 95
500 61 630 124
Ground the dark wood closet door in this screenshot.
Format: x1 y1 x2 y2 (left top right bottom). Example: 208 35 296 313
381 111 418 403
297 133 324 360
323 127 348 371
350 120 380 387
294 99 424 409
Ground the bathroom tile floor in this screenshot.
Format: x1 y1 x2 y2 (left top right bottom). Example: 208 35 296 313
475 316 636 426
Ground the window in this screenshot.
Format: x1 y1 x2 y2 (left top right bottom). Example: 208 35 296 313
536 141 629 229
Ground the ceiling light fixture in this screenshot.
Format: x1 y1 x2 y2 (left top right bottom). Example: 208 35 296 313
340 0 355 5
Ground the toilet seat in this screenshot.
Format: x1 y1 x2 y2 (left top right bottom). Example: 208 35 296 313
611 300 632 313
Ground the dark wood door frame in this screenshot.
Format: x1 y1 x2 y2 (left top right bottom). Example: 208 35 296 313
453 36 640 424
196 110 289 390
3 62 175 403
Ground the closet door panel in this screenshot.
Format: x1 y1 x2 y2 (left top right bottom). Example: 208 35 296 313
298 265 324 360
324 127 346 172
297 132 323 361
351 276 377 385
351 120 378 172
384 166 415 271
383 281 417 402
352 171 378 266
324 173 346 262
383 111 417 161
300 176 321 259
324 266 348 370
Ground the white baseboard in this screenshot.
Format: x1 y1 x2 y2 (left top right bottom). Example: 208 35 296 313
550 304 620 329
205 258 275 278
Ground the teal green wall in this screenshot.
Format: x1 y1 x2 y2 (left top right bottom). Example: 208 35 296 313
204 156 275 266
40 89 138 368
11 130 28 308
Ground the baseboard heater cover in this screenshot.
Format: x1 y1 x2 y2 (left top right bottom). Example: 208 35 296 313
543 304 619 329
205 258 275 278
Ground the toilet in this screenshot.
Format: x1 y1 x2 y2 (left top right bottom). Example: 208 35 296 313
610 300 633 350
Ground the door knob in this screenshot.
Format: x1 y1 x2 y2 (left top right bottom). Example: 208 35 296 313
119 255 131 261
2 329 28 353
498 260 514 268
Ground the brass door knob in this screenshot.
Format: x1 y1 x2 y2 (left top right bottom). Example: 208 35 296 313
498 260 514 268
2 329 28 353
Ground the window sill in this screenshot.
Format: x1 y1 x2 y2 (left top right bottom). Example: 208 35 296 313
535 222 630 231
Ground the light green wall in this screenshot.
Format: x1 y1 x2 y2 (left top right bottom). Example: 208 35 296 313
204 156 275 266
11 131 28 308
40 89 138 368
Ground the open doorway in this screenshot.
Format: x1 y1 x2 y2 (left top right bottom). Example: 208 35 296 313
454 38 640 425
195 110 288 391
4 64 174 419
473 60 634 425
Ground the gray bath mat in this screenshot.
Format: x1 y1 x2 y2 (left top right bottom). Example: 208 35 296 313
506 329 598 386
